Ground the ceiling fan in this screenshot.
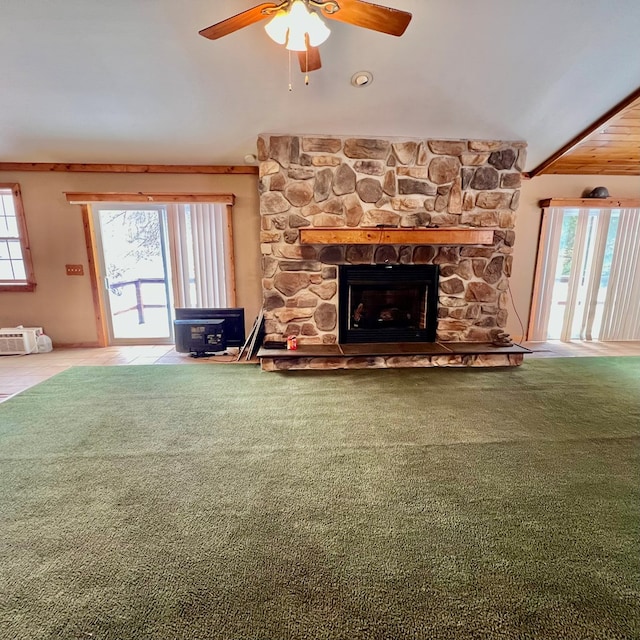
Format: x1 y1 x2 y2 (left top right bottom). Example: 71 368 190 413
199 0 412 74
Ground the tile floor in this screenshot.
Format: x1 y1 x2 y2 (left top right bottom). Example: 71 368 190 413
1 341 640 403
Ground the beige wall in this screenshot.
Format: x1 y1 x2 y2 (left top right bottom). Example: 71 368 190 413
0 171 262 344
2 169 638 346
507 174 640 341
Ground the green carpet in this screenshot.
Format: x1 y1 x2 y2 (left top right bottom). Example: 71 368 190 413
0 358 639 639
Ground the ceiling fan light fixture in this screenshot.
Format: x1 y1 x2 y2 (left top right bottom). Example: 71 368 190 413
306 12 331 47
285 27 309 52
264 11 290 45
265 0 330 52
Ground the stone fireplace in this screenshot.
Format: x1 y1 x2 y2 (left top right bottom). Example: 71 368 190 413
258 134 525 368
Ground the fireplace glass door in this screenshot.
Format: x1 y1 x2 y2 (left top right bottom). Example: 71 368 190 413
339 265 439 343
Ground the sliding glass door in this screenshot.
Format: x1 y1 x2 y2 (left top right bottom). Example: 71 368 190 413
94 205 173 344
530 205 640 342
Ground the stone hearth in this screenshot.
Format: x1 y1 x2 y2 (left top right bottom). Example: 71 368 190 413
258 134 525 366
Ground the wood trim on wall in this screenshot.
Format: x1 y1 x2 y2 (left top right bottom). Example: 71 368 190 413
539 198 640 208
53 341 102 349
80 205 108 347
0 163 258 175
526 208 551 341
66 192 235 204
226 204 237 307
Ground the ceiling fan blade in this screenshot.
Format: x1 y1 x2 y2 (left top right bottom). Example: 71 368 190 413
320 0 412 36
298 46 322 73
199 2 280 40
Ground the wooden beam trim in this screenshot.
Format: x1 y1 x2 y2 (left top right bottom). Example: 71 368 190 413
225 204 237 308
300 228 495 245
527 86 640 178
53 342 102 349
80 205 108 347
0 283 36 292
539 198 640 208
65 192 235 205
0 163 258 175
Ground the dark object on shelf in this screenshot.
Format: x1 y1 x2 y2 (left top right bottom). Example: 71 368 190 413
263 340 288 349
586 186 610 198
174 319 226 356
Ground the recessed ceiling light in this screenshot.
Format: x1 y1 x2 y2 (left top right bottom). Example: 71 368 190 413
351 71 373 88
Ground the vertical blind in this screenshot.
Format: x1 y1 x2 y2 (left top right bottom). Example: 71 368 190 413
530 205 640 342
167 202 232 309
529 207 564 341
600 209 640 340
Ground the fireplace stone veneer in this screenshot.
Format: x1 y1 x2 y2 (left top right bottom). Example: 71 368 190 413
258 134 524 351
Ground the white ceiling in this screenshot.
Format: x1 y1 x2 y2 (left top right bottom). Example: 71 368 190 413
1 0 639 170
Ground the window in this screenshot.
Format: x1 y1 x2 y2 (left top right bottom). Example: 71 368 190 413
0 184 35 291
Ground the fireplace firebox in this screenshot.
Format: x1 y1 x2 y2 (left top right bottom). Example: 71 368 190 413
339 264 439 343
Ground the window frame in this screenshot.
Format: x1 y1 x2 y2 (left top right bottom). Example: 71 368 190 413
0 183 36 292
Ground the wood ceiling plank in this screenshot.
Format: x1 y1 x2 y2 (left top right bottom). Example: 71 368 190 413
592 133 640 142
553 148 639 155
547 167 639 175
558 151 638 158
606 126 640 134
554 155 640 162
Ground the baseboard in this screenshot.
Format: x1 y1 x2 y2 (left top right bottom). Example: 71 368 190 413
53 342 101 349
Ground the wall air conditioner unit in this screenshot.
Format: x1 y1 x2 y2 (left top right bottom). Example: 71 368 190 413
0 328 39 355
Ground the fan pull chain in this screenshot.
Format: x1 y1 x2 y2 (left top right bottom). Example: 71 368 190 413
305 48 309 86
288 50 292 92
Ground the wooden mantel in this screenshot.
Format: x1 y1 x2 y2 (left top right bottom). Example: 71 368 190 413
299 227 495 245
539 198 640 209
